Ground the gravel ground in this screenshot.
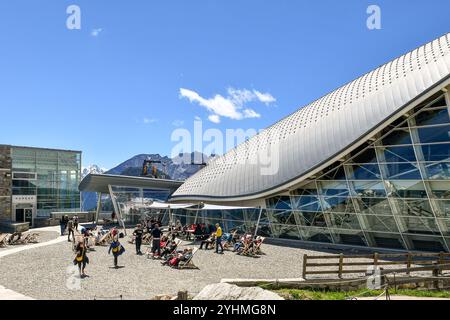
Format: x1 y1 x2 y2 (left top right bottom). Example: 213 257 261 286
0 230 442 300
0 231 59 252
0 232 313 300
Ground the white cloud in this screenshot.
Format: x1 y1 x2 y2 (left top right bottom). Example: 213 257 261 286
179 87 275 123
143 117 158 124
253 90 276 105
172 119 184 127
91 28 103 37
208 114 221 123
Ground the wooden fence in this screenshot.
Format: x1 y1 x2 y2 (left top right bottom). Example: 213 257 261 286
302 252 450 279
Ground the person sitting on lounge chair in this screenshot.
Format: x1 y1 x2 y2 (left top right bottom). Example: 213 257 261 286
199 235 214 250
161 240 178 258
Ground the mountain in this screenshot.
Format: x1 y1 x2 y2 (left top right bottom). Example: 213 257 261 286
82 164 106 178
81 152 210 210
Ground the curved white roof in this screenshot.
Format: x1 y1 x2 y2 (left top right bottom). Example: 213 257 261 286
171 33 450 202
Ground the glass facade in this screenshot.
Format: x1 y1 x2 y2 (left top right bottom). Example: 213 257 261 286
170 92 450 252
11 147 82 216
262 93 450 252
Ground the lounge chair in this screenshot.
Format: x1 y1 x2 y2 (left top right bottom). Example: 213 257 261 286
253 237 265 255
0 233 10 247
97 231 112 246
7 232 22 245
177 248 199 269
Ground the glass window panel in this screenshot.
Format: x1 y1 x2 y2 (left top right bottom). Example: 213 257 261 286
430 181 450 199
266 210 297 225
363 215 400 233
415 106 450 126
403 216 441 235
298 226 333 243
382 145 417 162
329 213 361 230
352 181 386 197
347 164 382 180
396 198 434 218
322 196 355 213
436 201 450 218
350 147 378 164
292 184 317 196
423 162 450 180
417 125 450 144
389 180 428 198
319 165 346 180
318 181 349 196
421 143 450 162
271 224 301 240
382 128 412 146
266 196 292 210
291 196 321 212
300 212 327 227
384 163 422 180
358 197 392 216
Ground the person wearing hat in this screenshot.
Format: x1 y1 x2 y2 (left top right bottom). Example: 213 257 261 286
133 224 144 255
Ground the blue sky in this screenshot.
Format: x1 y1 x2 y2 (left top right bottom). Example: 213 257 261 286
0 0 449 170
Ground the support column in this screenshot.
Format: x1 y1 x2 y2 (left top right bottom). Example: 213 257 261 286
289 193 307 241
108 185 127 235
253 207 263 238
343 164 377 247
95 192 102 224
315 181 339 244
408 116 450 252
374 139 413 250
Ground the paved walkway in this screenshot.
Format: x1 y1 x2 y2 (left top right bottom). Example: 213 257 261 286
0 226 64 300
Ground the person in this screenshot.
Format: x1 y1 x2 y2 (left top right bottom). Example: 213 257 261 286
67 218 75 242
214 223 223 254
111 211 116 224
73 215 79 231
59 215 66 236
133 224 144 255
199 234 214 250
108 238 125 268
151 223 162 257
73 241 89 277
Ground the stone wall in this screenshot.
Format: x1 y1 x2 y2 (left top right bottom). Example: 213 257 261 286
0 145 12 221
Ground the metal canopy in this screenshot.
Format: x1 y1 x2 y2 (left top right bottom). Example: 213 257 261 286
78 173 183 194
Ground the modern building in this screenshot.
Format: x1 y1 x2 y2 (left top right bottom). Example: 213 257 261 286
170 33 450 252
0 145 82 227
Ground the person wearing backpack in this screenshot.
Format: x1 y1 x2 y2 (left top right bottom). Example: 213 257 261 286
73 241 89 277
108 239 125 268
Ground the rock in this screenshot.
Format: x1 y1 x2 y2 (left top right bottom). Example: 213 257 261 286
152 294 176 300
193 283 284 300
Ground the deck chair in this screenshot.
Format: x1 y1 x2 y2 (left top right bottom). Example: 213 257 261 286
239 241 256 257
97 231 111 246
142 233 152 245
177 248 199 269
253 237 265 255
0 233 10 247
7 232 22 245
26 233 39 244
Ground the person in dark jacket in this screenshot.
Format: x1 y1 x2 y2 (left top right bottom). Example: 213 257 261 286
133 224 144 255
108 239 125 268
151 224 162 256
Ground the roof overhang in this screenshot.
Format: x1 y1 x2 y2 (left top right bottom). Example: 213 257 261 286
78 173 183 194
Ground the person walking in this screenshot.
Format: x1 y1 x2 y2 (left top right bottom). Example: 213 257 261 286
73 215 79 231
214 223 224 254
67 218 75 242
133 224 144 255
108 238 125 268
73 241 89 277
59 215 66 236
151 224 162 257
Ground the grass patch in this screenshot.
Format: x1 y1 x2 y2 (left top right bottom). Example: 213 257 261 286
269 288 450 300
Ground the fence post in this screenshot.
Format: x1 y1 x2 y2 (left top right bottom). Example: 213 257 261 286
406 253 412 275
374 252 379 267
302 254 308 279
338 253 344 279
438 252 444 275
